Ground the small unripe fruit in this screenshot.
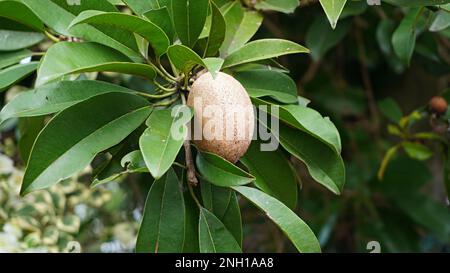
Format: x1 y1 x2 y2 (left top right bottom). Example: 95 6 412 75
429 96 448 116
187 72 254 163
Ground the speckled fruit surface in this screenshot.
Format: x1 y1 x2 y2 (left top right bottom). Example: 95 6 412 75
187 72 255 163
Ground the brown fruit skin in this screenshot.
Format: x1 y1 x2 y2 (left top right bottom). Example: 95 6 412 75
187 72 254 163
429 96 448 115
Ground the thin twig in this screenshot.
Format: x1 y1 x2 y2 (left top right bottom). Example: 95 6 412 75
181 93 199 187
355 27 380 134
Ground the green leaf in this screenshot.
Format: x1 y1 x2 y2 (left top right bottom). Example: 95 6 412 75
280 104 342 154
21 92 151 195
0 80 134 124
430 9 450 32
234 70 298 104
36 42 156 86
319 0 347 29
140 106 193 179
262 119 345 194
253 98 342 154
203 58 224 77
200 181 242 245
255 0 299 14
392 8 422 65
0 62 38 92
18 0 142 62
123 0 171 15
0 49 31 70
306 16 351 61
241 141 298 209
221 191 242 246
198 208 242 253
222 39 309 68
233 186 321 253
91 130 145 187
168 45 205 75
196 151 254 187
402 142 433 161
171 0 209 47
0 0 44 31
378 98 403 123
203 1 226 57
0 30 44 51
70 10 170 58
143 7 175 42
18 116 45 164
168 45 223 76
136 168 185 253
376 18 405 73
220 2 263 56
120 151 148 173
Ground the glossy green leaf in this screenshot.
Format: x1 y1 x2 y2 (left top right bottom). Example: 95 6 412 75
140 106 193 179
220 2 263 56
281 124 344 194
203 1 226 57
280 104 342 154
183 191 200 253
121 150 149 173
198 208 242 253
260 118 345 194
255 0 299 14
241 141 298 209
0 0 44 31
136 168 185 253
143 7 175 41
253 98 342 154
21 92 151 195
319 0 347 29
168 45 205 75
392 8 422 65
203 58 224 76
36 42 156 86
221 191 242 246
233 186 321 253
0 80 134 124
70 10 170 58
222 39 309 68
91 130 145 187
0 50 31 70
234 70 298 104
196 151 254 187
171 0 208 47
0 62 38 92
200 180 242 245
123 0 171 15
0 30 44 51
18 116 45 164
18 0 142 62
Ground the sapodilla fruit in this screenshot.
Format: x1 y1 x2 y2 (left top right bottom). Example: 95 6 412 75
187 72 254 163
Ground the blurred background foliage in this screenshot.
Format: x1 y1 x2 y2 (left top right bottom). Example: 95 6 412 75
1 0 450 252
